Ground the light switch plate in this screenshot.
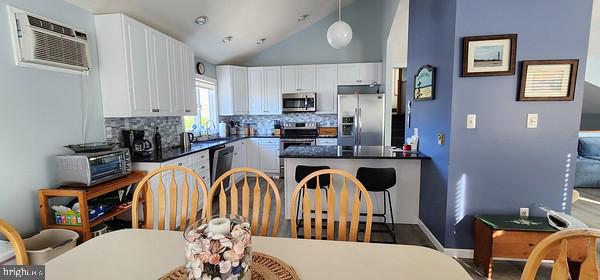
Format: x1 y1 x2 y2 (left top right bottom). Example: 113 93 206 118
527 114 538 128
467 114 477 129
437 133 445 145
520 208 529 218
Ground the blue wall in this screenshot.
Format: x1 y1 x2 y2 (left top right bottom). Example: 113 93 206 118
242 0 399 66
407 0 593 249
0 0 105 235
405 0 457 244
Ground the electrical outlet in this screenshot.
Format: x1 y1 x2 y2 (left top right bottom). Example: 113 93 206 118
467 114 477 129
437 133 445 145
520 208 529 219
527 114 538 129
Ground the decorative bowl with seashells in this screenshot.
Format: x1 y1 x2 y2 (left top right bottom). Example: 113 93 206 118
184 215 252 280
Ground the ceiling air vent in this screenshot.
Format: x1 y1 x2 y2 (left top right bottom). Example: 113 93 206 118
8 7 91 73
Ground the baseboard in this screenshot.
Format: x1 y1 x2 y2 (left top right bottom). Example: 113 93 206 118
418 219 474 259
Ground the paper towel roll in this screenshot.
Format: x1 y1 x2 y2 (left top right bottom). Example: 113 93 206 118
219 122 228 138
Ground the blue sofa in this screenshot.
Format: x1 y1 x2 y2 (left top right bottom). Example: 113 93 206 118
575 137 600 187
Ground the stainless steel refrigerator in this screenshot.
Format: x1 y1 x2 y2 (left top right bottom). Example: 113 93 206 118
337 85 385 146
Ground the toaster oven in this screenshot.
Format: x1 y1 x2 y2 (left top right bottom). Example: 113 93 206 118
56 148 132 187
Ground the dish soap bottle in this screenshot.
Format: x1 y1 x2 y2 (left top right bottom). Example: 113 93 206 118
154 127 162 151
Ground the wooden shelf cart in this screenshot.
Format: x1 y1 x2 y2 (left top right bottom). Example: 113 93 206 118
38 171 146 241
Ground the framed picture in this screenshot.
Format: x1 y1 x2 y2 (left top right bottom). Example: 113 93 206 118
518 60 578 101
414 65 435 101
462 34 517 77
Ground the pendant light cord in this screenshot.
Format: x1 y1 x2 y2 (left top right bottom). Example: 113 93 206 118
338 0 341 21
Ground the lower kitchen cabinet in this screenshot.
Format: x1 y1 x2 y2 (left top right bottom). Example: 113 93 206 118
247 138 280 175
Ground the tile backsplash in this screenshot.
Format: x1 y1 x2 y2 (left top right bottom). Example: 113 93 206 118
104 117 183 149
220 113 337 135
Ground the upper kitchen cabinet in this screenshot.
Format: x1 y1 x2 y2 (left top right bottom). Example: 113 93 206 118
281 65 316 93
337 62 382 85
248 66 282 115
315 64 338 114
217 65 249 115
95 14 197 117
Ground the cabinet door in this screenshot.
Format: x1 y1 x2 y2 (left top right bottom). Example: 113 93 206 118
232 66 249 114
149 31 173 115
246 139 260 170
259 144 280 173
238 140 248 167
316 64 338 114
124 19 154 116
263 67 282 114
359 63 382 84
297 65 316 92
247 67 264 115
337 63 360 85
216 66 234 116
183 47 197 115
169 41 186 115
281 66 298 93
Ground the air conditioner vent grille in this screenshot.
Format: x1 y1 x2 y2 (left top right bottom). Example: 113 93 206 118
27 15 75 37
32 29 89 69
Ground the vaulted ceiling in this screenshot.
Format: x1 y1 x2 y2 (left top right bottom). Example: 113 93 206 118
65 0 355 65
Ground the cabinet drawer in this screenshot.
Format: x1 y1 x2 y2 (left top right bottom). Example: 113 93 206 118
162 155 192 168
317 138 338 146
193 159 210 174
258 138 280 146
191 150 209 164
198 171 211 185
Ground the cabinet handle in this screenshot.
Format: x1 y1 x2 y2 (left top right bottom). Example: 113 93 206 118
156 109 160 112
178 163 182 166
234 152 238 155
185 109 190 113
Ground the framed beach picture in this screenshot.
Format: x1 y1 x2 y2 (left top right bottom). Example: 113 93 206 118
518 60 578 101
414 65 435 101
462 34 517 77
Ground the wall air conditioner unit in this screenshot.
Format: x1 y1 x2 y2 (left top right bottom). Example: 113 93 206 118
7 6 91 73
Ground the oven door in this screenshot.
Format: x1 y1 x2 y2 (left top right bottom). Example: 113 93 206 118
280 139 316 177
88 152 127 185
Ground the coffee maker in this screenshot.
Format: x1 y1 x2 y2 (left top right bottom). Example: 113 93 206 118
122 130 152 156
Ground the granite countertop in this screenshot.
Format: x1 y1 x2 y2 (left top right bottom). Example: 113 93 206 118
132 135 279 163
279 145 430 160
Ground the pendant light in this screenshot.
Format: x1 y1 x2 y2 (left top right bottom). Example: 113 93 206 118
327 0 353 49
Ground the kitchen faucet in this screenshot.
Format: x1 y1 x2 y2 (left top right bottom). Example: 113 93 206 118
205 120 216 138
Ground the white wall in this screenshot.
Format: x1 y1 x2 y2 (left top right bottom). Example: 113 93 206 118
383 0 409 145
0 0 105 235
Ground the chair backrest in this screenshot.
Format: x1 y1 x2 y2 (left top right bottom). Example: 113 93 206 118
291 169 373 242
520 228 600 280
0 220 28 265
356 167 396 192
206 167 281 237
132 166 208 231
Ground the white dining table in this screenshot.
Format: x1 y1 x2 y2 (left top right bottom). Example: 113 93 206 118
45 229 471 279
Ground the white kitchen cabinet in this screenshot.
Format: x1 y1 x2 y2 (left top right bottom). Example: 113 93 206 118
95 14 196 117
226 139 248 183
170 41 198 116
248 67 282 115
316 138 338 146
281 65 316 93
316 64 338 114
217 65 249 115
246 138 279 174
337 63 382 85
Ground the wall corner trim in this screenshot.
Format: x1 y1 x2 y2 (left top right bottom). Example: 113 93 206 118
417 219 474 259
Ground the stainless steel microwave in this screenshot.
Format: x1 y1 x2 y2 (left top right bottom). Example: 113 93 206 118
282 92 316 112
56 148 132 187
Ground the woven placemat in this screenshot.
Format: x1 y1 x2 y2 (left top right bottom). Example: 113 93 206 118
160 252 299 280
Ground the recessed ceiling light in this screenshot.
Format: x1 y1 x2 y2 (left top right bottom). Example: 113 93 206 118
298 14 309 22
222 36 233 43
194 16 208 25
256 38 266 45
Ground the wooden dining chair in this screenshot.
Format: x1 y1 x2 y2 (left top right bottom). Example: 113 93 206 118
520 228 600 280
291 169 373 242
206 167 281 237
132 166 209 231
0 219 28 265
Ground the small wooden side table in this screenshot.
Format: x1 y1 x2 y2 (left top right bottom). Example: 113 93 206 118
38 172 146 242
473 215 588 279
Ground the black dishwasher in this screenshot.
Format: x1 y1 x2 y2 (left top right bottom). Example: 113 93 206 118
209 145 234 188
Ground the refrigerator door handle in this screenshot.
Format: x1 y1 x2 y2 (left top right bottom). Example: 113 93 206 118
354 108 359 144
357 108 362 145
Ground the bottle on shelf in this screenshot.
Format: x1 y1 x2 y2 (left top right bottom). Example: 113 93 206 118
154 127 162 151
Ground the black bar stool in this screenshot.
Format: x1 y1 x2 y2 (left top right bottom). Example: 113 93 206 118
356 167 397 243
295 165 330 228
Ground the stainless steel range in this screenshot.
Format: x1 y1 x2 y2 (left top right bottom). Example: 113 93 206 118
279 122 318 177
